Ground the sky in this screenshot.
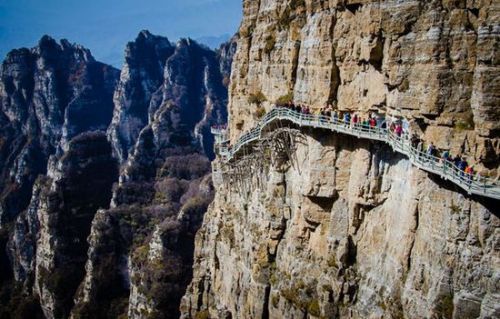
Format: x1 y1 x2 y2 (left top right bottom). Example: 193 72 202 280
0 0 242 67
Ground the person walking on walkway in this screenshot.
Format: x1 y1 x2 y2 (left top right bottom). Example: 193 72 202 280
369 117 376 130
362 119 369 129
395 124 403 137
465 165 474 185
333 111 339 124
453 155 461 168
344 112 351 127
427 142 435 156
417 140 423 157
458 158 468 178
441 150 450 163
410 134 419 148
426 142 435 163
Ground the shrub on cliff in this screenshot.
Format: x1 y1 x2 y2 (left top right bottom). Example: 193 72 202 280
254 107 266 119
155 178 189 203
276 92 294 105
248 91 267 106
160 154 210 180
264 35 276 54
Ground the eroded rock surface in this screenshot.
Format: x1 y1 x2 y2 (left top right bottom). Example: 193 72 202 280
183 130 499 319
33 132 118 319
1 32 234 318
182 1 500 318
0 36 119 225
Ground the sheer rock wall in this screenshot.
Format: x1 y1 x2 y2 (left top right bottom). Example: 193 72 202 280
183 130 499 319
182 1 499 318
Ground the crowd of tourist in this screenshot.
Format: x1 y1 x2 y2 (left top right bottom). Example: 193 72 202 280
273 101 483 183
276 101 385 130
214 101 489 185
416 139 478 180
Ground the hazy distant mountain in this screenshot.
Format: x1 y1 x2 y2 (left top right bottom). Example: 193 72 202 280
195 34 231 50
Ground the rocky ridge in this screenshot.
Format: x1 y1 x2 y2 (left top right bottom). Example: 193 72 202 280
0 32 234 318
71 33 231 318
0 35 119 225
0 36 119 317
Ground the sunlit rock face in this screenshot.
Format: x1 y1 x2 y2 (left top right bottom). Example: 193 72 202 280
226 0 499 175
183 130 499 319
107 30 175 164
182 1 500 319
108 31 229 164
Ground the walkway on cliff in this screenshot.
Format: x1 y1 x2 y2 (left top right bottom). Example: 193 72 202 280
211 107 500 201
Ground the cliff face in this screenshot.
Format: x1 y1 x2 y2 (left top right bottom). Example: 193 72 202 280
182 1 499 319
226 0 499 173
218 35 239 87
107 31 174 164
33 132 118 319
0 37 119 317
108 31 229 163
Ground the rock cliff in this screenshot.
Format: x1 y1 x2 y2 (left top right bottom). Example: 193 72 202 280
0 36 119 317
226 0 499 174
34 132 118 319
182 1 499 319
108 31 229 163
71 34 231 318
0 35 119 225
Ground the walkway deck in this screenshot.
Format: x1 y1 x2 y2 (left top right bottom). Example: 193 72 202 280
211 107 500 200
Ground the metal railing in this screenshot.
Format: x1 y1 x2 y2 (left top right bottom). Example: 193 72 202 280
211 107 500 200
210 126 229 144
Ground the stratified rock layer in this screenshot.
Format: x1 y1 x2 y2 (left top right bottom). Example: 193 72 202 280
33 132 118 319
182 1 500 318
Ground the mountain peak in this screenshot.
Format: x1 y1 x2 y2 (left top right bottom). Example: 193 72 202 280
138 29 153 39
38 34 56 46
37 35 59 52
134 30 171 46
